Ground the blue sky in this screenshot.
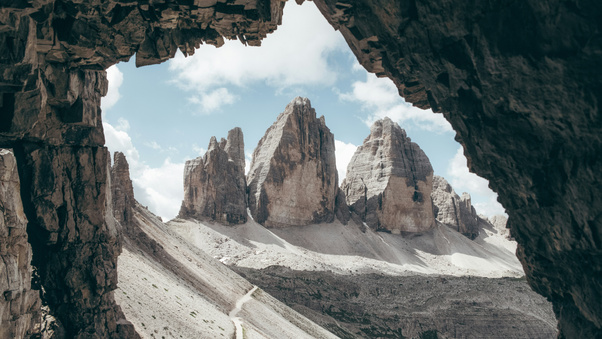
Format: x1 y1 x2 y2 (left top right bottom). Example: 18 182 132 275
101 2 504 221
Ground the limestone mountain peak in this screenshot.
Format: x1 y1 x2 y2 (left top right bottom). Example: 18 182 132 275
342 118 435 233
179 127 247 225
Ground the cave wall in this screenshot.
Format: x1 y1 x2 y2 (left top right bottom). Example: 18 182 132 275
0 0 601 337
309 0 602 337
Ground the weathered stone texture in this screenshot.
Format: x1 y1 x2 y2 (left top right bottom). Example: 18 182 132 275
0 149 41 339
179 127 247 225
1 0 602 336
14 144 137 338
313 0 602 336
247 97 338 227
342 118 435 234
431 175 479 239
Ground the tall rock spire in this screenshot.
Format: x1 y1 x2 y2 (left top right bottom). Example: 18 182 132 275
342 118 435 233
247 97 339 227
179 127 247 225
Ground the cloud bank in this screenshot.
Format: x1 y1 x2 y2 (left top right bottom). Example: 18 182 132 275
168 2 347 114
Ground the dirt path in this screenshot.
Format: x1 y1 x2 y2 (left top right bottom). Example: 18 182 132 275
229 286 258 339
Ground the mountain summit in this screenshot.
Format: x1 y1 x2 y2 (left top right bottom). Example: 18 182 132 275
342 118 436 233
247 97 339 227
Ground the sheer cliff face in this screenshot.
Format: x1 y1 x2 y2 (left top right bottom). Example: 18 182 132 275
179 128 247 225
0 149 41 339
247 97 338 227
343 118 435 234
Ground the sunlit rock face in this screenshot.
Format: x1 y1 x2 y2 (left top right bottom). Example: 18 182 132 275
179 128 247 225
0 149 41 339
312 0 602 336
342 118 435 234
431 175 479 239
247 97 339 227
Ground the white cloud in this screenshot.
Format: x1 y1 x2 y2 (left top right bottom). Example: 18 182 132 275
104 119 184 221
101 65 124 112
447 147 506 217
188 87 237 114
168 2 346 109
133 158 184 221
145 141 162 150
334 140 358 185
245 152 253 175
339 73 453 133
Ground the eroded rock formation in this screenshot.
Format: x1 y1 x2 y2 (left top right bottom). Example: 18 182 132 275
342 118 435 234
431 175 479 239
0 149 41 339
1 0 602 336
247 97 339 227
179 128 247 225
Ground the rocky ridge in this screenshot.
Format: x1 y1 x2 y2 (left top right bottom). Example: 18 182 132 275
235 266 557 339
179 127 247 225
431 175 479 239
342 118 435 234
247 97 339 227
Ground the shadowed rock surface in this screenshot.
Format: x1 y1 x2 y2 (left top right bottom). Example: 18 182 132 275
0 149 41 339
179 128 247 225
431 175 479 239
342 118 435 234
247 97 339 227
1 0 602 336
234 266 558 339
311 1 602 335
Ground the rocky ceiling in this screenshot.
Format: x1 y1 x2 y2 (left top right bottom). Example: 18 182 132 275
0 0 600 338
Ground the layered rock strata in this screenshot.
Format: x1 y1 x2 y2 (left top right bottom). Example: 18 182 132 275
179 128 247 225
0 149 41 339
431 175 479 239
342 118 435 234
247 97 339 227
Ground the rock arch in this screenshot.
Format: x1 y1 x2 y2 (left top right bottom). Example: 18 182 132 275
1 0 600 337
